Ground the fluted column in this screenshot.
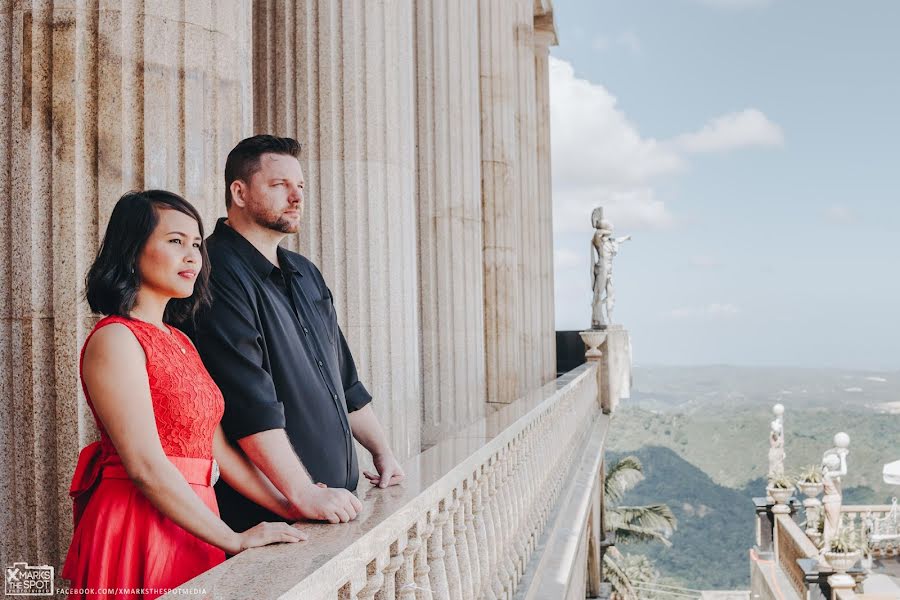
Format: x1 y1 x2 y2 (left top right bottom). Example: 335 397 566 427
0 0 251 571
534 11 557 385
253 0 421 460
415 0 485 446
512 0 541 397
479 0 522 404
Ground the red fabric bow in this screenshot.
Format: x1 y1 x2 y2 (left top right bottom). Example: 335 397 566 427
69 441 104 528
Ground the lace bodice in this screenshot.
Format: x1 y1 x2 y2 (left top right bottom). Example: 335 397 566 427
81 316 224 459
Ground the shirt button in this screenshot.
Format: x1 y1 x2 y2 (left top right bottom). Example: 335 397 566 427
332 393 338 400
317 359 324 366
303 327 309 334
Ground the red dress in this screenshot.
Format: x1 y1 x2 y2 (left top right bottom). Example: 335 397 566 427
63 316 226 599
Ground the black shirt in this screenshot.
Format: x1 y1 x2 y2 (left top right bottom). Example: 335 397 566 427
190 218 372 532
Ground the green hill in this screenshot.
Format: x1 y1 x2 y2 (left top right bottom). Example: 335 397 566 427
609 446 883 588
608 446 754 589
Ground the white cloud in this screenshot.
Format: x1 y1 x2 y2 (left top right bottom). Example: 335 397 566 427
824 204 856 224
844 387 864 393
550 58 682 233
865 376 887 383
672 109 785 153
549 58 784 236
665 303 741 320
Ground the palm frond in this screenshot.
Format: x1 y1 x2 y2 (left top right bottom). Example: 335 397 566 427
603 552 638 600
610 504 678 534
609 524 674 546
604 456 645 506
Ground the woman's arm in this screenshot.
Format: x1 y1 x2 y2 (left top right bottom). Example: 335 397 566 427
213 424 300 520
83 324 305 553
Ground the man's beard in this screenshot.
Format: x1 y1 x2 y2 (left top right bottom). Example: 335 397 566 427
249 205 301 234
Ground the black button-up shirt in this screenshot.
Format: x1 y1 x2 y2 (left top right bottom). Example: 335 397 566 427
190 219 372 532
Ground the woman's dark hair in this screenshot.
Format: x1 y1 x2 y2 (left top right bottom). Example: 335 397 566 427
224 135 302 208
85 190 211 325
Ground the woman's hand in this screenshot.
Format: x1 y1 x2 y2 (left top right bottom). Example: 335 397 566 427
229 521 308 554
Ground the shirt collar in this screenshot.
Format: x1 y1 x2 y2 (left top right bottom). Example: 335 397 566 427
212 218 300 278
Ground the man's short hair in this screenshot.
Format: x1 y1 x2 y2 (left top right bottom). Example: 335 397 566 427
224 135 302 208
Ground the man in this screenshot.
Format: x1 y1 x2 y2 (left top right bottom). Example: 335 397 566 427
191 135 405 532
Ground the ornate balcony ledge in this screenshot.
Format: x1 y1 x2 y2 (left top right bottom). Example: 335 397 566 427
164 362 610 600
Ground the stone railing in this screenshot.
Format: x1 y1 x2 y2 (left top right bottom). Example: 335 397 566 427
164 362 609 600
774 513 819 598
841 504 899 558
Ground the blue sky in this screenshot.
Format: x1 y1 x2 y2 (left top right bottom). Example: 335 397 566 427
550 0 900 370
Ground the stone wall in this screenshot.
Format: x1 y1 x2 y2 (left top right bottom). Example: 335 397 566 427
0 0 252 571
0 0 558 571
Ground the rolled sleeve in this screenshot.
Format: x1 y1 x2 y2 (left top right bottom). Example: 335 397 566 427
337 327 372 412
192 272 286 440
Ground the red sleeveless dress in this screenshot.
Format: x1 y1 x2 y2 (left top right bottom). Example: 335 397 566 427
62 316 226 599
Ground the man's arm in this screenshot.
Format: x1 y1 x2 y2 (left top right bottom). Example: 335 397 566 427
332 322 405 488
237 430 362 522
348 405 405 488
193 269 360 522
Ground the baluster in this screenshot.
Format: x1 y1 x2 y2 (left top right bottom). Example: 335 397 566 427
415 517 434 600
377 539 405 600
398 524 422 600
427 504 449 599
524 424 540 558
358 555 387 600
471 473 490 599
510 437 529 584
456 483 476 600
442 495 463 600
495 448 516 600
481 459 500 600
339 566 372 600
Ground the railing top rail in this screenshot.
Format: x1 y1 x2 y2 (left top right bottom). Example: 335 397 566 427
776 513 819 557
841 505 894 513
166 363 599 600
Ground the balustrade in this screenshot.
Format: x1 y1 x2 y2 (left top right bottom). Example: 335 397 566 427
161 363 605 600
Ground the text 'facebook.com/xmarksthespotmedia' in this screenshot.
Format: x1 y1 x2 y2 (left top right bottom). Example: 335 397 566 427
6 562 207 597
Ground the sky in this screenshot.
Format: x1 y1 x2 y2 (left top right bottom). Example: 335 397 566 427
549 0 900 370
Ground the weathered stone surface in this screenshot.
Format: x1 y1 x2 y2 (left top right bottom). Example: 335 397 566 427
415 0 486 447
480 0 524 405
253 0 421 464
0 0 251 570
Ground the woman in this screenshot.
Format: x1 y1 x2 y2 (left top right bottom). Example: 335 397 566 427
63 191 306 599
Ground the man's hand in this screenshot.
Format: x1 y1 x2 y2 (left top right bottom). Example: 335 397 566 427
363 452 406 488
293 484 362 523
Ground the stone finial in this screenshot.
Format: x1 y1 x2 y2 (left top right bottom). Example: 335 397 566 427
579 330 607 361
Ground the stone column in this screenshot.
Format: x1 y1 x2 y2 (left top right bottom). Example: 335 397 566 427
414 0 485 447
600 326 632 414
513 0 541 396
533 10 557 385
0 0 251 570
253 0 421 459
479 0 522 404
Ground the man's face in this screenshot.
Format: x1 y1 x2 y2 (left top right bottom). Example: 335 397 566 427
243 153 305 234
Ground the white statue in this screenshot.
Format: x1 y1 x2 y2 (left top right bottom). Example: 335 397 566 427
768 420 785 478
819 432 850 564
590 207 631 329
768 404 786 478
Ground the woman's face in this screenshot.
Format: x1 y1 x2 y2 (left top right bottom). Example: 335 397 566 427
136 208 203 300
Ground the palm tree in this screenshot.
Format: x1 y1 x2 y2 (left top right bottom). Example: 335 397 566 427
602 456 677 600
